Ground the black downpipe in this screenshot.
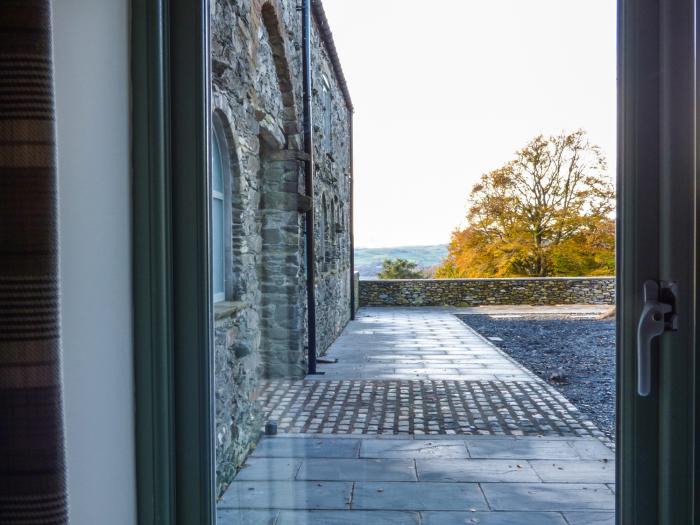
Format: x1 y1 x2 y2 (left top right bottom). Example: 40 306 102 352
349 112 356 320
302 0 317 374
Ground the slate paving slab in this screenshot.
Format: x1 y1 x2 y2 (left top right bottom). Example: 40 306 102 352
275 510 420 524
466 438 583 460
481 483 614 511
219 481 353 510
420 511 568 525
360 440 468 459
250 438 360 458
563 512 616 525
416 458 541 483
570 439 615 460
297 458 417 482
216 509 278 525
529 459 615 483
235 458 301 481
314 310 532 381
352 481 487 511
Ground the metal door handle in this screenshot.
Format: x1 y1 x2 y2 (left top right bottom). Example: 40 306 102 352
637 280 677 396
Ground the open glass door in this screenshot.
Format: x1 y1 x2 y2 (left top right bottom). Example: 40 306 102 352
617 0 698 523
130 0 700 522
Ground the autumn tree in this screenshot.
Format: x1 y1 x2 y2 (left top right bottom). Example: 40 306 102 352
377 259 426 279
436 130 615 278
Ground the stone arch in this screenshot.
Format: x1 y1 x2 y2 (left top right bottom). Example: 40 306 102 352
255 1 307 376
253 1 309 379
259 1 300 137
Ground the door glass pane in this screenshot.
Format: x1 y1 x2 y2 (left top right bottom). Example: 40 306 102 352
212 1 617 522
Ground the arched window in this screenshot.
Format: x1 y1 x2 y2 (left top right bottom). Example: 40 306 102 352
320 194 328 271
321 73 332 151
325 198 332 268
211 126 226 303
331 199 337 268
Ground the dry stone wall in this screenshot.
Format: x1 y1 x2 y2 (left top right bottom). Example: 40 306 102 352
360 278 615 307
211 0 352 497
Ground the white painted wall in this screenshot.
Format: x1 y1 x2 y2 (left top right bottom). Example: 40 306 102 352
54 1 136 523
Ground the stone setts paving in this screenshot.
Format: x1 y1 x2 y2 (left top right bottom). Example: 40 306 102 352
218 307 616 524
259 379 603 437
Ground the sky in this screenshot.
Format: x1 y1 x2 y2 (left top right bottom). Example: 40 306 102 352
321 0 617 249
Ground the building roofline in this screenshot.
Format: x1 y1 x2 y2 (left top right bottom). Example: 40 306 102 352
312 0 354 113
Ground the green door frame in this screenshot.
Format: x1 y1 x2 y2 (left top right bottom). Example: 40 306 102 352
617 0 697 523
132 0 214 523
616 1 660 522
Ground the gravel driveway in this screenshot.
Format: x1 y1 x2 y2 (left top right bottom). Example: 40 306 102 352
458 314 616 440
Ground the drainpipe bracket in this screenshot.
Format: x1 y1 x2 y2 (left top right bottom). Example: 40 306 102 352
297 194 313 213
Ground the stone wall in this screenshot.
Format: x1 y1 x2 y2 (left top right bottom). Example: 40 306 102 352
211 0 352 498
311 11 352 355
214 303 263 491
359 278 616 307
353 271 360 313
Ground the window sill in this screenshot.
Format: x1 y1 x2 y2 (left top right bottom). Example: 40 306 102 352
214 300 248 321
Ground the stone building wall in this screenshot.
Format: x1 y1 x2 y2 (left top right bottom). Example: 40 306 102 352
311 19 353 355
210 0 352 497
360 278 616 307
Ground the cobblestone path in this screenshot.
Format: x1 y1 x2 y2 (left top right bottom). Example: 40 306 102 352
260 380 603 437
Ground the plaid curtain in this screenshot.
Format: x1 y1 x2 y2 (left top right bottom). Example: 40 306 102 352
0 1 68 523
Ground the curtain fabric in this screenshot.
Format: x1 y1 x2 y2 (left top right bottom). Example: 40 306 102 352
0 1 67 523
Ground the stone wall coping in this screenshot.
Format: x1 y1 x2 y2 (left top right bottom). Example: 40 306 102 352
362 276 615 283
359 276 615 307
214 300 249 321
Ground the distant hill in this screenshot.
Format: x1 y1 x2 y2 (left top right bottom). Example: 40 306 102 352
354 244 448 279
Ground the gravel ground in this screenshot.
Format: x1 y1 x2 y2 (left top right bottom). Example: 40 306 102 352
458 314 616 440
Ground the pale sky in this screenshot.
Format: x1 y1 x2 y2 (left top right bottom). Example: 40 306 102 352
322 0 617 249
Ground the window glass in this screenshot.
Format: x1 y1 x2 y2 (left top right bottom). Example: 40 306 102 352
212 129 225 302
212 131 224 194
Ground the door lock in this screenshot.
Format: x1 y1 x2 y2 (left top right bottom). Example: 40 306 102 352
637 280 678 396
